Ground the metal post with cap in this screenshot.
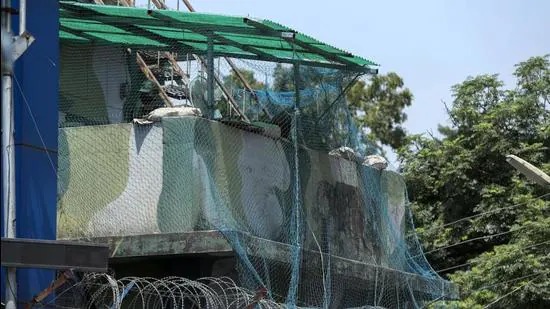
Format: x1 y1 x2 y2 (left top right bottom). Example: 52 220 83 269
506 155 550 187
2 2 109 307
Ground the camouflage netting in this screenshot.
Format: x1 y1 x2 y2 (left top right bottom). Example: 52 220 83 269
57 39 457 308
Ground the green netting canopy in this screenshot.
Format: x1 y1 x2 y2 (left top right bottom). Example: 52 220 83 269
56 3 460 308
59 1 378 73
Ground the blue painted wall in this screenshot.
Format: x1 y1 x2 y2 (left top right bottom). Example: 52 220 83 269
1 0 59 304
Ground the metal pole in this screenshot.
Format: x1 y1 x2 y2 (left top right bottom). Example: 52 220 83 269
506 155 550 187
286 61 302 305
207 36 214 118
19 0 26 35
181 0 194 11
2 0 17 306
293 63 300 109
1 74 17 309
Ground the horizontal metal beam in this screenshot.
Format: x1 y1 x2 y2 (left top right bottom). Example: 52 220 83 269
1 238 109 272
59 37 362 71
60 4 273 37
242 17 294 37
59 6 373 72
243 18 376 73
150 10 291 38
147 11 373 73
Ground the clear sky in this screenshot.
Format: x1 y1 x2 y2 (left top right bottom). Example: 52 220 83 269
148 0 549 137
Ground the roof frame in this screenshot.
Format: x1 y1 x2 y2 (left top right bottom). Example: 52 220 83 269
243 18 373 72
59 1 378 73
60 3 285 38
135 11 334 65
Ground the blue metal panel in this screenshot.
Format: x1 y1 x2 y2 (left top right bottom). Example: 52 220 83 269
1 0 59 304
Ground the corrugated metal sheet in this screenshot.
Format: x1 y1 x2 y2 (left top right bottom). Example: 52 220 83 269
59 1 378 72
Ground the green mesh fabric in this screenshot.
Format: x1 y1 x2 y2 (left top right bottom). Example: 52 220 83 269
59 1 378 72
55 5 456 307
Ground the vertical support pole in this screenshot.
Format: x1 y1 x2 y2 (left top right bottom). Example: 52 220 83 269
19 0 26 35
293 63 300 109
206 36 215 118
292 62 301 226
1 0 12 238
293 63 301 109
2 70 17 309
286 61 302 307
1 77 16 309
10 0 58 302
2 0 17 307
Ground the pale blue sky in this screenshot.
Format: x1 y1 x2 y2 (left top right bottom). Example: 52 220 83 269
150 0 549 137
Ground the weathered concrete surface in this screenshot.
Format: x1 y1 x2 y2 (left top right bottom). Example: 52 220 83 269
80 231 459 300
60 117 457 303
83 230 232 259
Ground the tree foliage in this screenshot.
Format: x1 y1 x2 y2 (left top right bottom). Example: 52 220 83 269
273 67 413 154
216 68 265 119
398 55 550 308
272 63 294 91
223 66 420 161
223 68 265 90
347 72 413 151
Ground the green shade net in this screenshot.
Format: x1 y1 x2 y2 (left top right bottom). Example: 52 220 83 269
56 17 455 307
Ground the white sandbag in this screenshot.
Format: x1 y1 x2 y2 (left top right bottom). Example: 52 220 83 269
134 106 202 125
329 146 358 162
363 155 388 171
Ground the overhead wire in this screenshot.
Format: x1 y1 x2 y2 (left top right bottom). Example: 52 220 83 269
409 192 550 259
13 75 57 177
472 271 549 293
483 276 542 309
429 272 548 308
419 226 526 257
434 239 550 273
414 192 550 236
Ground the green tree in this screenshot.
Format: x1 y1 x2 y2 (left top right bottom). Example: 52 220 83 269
272 63 338 91
273 63 294 91
271 66 413 153
223 68 265 90
347 72 413 151
218 68 265 119
399 55 550 308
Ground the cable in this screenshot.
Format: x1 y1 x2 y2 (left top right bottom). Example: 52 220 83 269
421 295 445 309
435 240 550 273
414 192 550 236
470 271 548 294
13 75 57 176
410 193 550 259
430 271 548 308
420 226 525 257
306 221 328 307
483 276 541 309
5 270 17 305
